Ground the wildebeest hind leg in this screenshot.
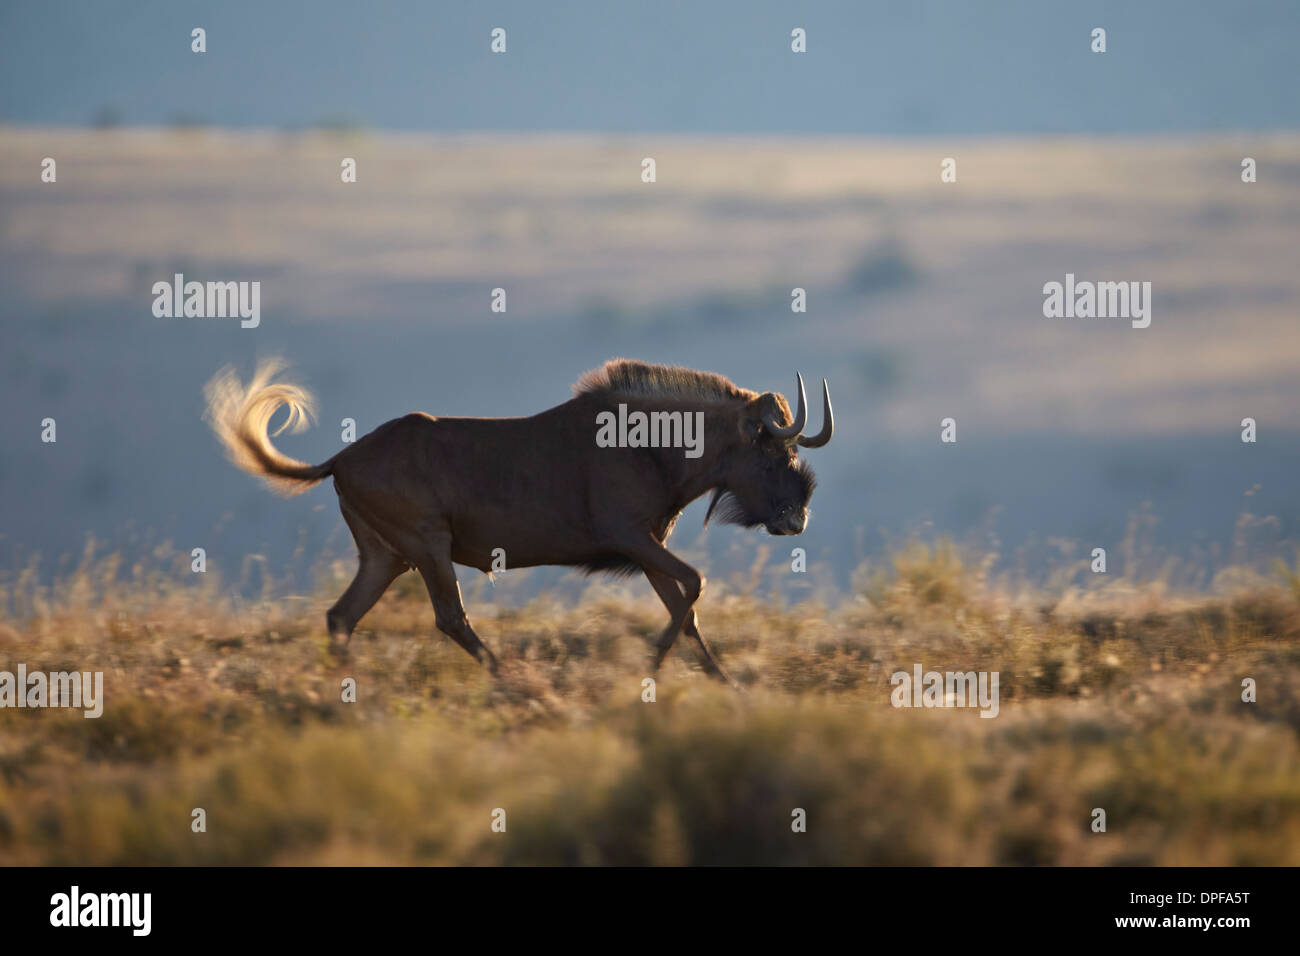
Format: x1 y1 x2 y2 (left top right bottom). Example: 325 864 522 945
412 533 500 674
326 507 409 654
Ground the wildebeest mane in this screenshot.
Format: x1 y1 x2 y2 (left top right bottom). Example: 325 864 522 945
574 358 757 405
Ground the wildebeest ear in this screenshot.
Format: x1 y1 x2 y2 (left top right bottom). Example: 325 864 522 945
743 392 789 441
739 394 776 441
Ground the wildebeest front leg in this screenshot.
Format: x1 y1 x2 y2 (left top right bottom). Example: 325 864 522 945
643 569 736 686
412 533 500 674
618 538 712 673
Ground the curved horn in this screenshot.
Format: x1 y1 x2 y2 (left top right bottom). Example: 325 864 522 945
797 379 833 448
761 373 807 442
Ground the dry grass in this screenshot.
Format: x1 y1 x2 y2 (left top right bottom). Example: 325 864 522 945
1 542 1298 865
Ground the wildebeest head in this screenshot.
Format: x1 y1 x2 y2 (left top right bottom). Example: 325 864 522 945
705 374 833 535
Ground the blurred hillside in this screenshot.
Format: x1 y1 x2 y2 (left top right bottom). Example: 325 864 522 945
1 128 1299 595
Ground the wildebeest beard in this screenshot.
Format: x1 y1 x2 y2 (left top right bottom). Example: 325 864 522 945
704 459 818 528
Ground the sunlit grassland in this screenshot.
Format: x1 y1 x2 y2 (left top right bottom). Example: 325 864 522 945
1 541 1298 865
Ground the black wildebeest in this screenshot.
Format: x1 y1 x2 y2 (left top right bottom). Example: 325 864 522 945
204 358 832 683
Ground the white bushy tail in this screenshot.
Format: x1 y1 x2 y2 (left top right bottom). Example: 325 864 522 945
203 359 334 496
